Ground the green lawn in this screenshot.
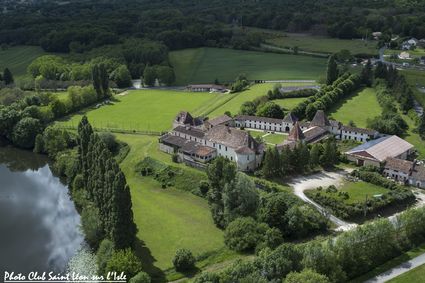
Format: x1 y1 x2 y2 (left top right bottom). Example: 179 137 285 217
115 134 225 271
169 47 326 85
328 88 382 128
400 110 425 159
58 89 226 132
265 33 378 55
401 69 425 107
274 97 309 110
385 48 425 57
263 133 287 145
208 83 314 117
388 263 425 283
339 181 389 204
0 46 50 78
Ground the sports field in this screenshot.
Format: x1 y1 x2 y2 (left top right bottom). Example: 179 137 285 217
59 89 228 131
169 47 326 85
0 46 50 78
328 88 382 128
115 134 224 270
265 33 378 55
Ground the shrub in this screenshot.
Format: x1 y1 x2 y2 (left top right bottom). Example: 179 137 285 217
193 272 220 283
11 117 43 148
97 239 115 276
106 249 142 279
285 268 330 283
129 271 151 283
224 217 267 252
172 248 196 272
81 205 104 248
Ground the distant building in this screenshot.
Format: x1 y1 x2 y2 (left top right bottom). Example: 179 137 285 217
399 51 410 60
186 84 229 93
172 111 203 129
234 115 284 132
345 135 414 167
402 38 418 50
383 157 425 188
204 115 233 130
339 125 379 142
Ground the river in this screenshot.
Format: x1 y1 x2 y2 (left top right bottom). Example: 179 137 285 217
0 146 84 274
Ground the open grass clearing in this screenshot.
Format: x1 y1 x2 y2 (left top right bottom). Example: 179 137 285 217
401 69 425 107
328 88 382 128
169 47 326 85
339 181 389 204
115 133 225 271
0 46 51 78
57 89 226 132
274 97 309 110
208 83 313 118
262 32 378 55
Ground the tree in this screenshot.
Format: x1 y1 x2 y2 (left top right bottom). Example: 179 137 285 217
361 59 373 86
326 55 338 85
223 172 259 224
96 239 115 276
129 272 151 283
320 139 338 168
172 249 196 271
106 249 142 279
417 113 425 140
207 157 237 228
256 102 284 119
224 217 267 252
3 68 14 85
143 65 156 87
262 147 280 178
156 66 175 86
92 63 109 98
239 101 257 116
263 227 284 249
81 205 104 248
111 65 132 88
11 117 43 148
309 144 321 168
285 269 330 283
193 272 220 283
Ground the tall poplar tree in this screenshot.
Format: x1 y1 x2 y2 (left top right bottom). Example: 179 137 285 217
326 55 338 85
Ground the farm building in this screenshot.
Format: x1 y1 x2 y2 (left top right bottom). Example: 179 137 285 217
383 157 425 188
186 84 229 93
204 115 233 130
234 115 285 132
173 111 203 129
345 135 414 167
339 125 379 142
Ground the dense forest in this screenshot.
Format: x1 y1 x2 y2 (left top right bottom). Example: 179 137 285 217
2 0 425 53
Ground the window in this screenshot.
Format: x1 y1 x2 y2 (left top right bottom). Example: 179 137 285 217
219 145 221 150
225 146 228 151
230 157 233 161
247 155 250 161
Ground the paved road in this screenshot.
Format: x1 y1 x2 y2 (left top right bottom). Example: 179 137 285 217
365 253 425 283
287 169 357 231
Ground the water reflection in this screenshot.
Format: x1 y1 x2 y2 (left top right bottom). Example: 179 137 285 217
0 147 83 273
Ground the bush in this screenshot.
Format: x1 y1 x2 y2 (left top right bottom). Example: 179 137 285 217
81 205 104 248
172 248 196 272
285 268 330 283
99 132 118 153
97 239 115 276
129 271 151 283
193 272 220 283
11 117 43 148
224 217 267 252
106 249 142 279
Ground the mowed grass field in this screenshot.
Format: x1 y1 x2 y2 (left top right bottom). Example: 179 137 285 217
274 97 308 110
0 46 50 78
328 88 382 128
388 264 425 283
339 181 388 204
265 33 378 55
116 134 224 270
59 89 228 131
208 83 313 118
169 47 326 85
401 69 425 107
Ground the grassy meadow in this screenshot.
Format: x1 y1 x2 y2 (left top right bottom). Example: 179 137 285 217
401 69 425 107
264 33 378 55
169 47 326 85
58 89 227 131
115 134 225 271
0 46 50 78
328 88 382 128
387 263 425 283
274 97 309 111
339 181 388 204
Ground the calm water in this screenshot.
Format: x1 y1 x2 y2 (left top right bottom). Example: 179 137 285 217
0 146 84 274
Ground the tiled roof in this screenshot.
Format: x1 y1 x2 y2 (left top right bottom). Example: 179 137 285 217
160 135 188 148
205 125 259 151
303 126 329 143
283 112 298 124
235 115 283 124
412 165 425 181
181 141 216 157
346 135 414 162
341 125 378 135
287 122 305 141
173 126 206 139
385 157 413 173
329 120 341 128
310 110 330 127
206 115 233 127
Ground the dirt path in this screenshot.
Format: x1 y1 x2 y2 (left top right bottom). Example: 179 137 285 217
287 169 358 231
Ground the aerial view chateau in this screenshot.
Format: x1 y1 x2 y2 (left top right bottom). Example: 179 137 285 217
2 0 425 282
